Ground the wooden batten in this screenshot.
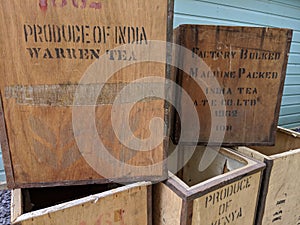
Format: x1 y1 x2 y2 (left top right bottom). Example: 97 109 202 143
11 182 151 225
0 0 174 188
11 189 23 223
172 25 293 146
153 182 182 225
236 127 300 225
153 146 265 225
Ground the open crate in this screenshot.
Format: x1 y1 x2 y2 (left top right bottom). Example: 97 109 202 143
11 182 151 225
153 146 265 225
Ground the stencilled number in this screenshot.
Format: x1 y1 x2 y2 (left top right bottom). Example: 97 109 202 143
272 196 287 223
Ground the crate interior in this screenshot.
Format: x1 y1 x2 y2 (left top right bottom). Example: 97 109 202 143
176 147 247 187
249 129 300 156
22 183 122 213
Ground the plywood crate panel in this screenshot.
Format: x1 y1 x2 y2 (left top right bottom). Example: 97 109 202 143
171 25 292 145
236 127 300 225
11 182 151 225
0 0 174 188
153 146 265 225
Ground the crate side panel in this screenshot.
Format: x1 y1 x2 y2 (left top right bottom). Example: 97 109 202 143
173 25 292 145
11 189 23 223
191 172 261 225
260 152 300 224
0 0 170 186
14 185 149 225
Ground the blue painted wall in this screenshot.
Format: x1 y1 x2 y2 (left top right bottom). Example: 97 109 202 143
0 147 5 185
174 0 300 128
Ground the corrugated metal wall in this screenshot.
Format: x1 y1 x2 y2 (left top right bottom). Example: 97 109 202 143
174 0 300 128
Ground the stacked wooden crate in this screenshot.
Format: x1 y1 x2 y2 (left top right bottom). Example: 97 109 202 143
171 25 292 146
0 2 296 225
154 146 265 225
0 0 175 188
0 0 173 224
153 25 294 225
237 127 300 224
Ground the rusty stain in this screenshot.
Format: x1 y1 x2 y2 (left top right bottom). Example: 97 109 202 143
114 209 125 222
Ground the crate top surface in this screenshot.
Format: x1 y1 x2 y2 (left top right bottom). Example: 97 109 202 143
243 127 300 159
165 147 265 200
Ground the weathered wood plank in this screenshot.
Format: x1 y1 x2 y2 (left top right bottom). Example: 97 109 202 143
12 182 151 225
237 127 300 225
172 25 292 145
153 182 182 225
11 189 23 223
0 0 173 187
191 172 261 225
153 146 265 225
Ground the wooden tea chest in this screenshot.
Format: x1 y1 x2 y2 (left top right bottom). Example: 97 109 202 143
0 0 174 188
153 146 265 225
171 25 292 145
11 182 151 225
236 127 300 225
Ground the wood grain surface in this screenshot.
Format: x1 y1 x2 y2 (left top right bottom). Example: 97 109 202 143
0 0 173 188
172 25 292 145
